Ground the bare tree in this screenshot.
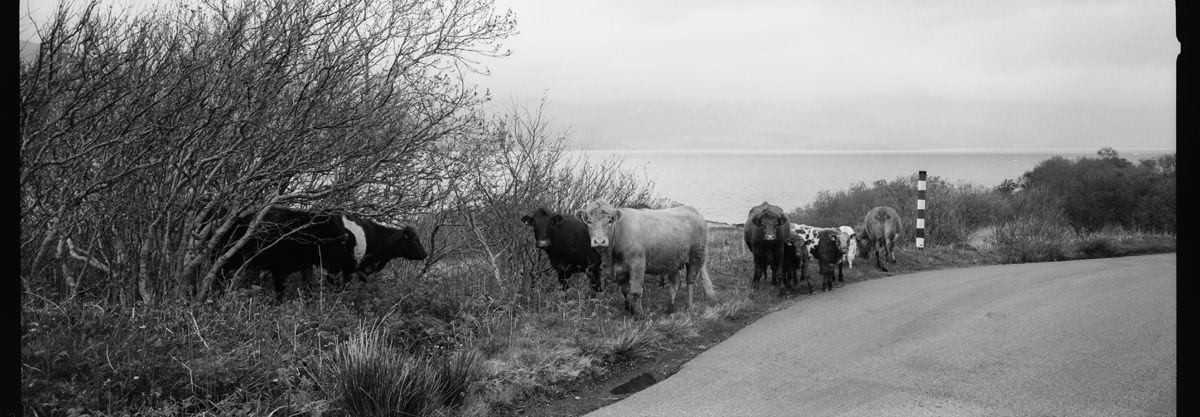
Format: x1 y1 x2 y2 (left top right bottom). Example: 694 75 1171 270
20 0 517 303
423 96 664 301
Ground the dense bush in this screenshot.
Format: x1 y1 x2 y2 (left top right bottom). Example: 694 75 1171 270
789 173 1010 246
1019 148 1175 234
789 148 1176 248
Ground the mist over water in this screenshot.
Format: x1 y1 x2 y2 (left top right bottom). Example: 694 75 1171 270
577 149 1171 225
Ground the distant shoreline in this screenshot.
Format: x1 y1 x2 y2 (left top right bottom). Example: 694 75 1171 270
578 148 1175 156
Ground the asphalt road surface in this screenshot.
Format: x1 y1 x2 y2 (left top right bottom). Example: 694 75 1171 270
585 254 1176 417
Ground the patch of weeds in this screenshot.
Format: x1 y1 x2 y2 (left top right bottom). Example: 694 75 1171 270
1076 236 1120 258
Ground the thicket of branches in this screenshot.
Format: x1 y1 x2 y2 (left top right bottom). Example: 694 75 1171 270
422 97 663 299
20 0 517 304
20 0 663 308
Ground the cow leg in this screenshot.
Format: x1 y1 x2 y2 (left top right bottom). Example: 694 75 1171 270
587 262 603 295
799 262 813 294
272 272 288 302
665 270 682 314
875 240 889 272
769 255 781 286
888 238 898 264
557 268 571 292
682 262 700 311
620 281 631 313
628 260 646 317
837 262 844 284
299 267 315 297
685 268 695 311
751 255 765 289
613 263 634 313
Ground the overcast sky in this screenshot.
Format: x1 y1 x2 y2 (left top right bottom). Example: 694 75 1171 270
21 0 1179 152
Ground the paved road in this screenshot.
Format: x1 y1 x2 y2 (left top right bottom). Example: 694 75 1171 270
585 254 1176 417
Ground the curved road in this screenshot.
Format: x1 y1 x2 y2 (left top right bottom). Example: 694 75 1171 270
585 254 1176 417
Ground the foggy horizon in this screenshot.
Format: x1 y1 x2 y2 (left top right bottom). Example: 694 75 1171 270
21 0 1179 153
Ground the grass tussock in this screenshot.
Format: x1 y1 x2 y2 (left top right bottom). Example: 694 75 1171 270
322 323 485 417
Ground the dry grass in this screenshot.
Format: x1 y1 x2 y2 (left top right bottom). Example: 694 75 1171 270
21 220 1174 417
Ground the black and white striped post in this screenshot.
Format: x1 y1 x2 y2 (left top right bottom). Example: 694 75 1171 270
916 170 926 249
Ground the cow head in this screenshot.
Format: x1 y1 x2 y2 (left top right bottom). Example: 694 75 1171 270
522 207 564 249
784 236 806 261
386 224 428 261
836 230 853 255
578 199 621 248
750 203 787 241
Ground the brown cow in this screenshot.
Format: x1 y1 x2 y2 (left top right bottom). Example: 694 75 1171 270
744 202 789 289
578 200 717 316
857 206 902 271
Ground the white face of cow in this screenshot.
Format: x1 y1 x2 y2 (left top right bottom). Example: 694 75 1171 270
578 200 621 248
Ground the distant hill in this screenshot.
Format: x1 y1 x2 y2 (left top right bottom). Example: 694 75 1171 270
20 40 38 64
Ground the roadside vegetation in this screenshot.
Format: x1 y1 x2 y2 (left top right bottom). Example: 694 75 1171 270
20 1 1175 416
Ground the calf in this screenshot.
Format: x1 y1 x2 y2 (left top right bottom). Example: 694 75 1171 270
780 235 813 295
791 223 846 283
522 207 603 293
810 229 844 292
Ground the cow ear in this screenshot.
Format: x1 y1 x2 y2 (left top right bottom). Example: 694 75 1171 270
521 215 532 225
576 209 587 221
550 214 564 225
611 210 622 222
752 217 762 227
777 216 787 225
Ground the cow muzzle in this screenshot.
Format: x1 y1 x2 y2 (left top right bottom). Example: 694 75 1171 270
590 237 609 248
764 233 776 241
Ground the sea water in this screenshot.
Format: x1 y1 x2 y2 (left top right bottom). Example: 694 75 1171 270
576 149 1172 224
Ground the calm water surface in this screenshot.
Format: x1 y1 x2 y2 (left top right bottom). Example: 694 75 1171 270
578 150 1171 224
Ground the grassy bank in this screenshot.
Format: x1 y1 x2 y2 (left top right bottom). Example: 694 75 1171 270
21 223 1175 416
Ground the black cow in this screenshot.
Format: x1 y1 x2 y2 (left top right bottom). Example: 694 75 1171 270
810 229 844 292
744 202 789 289
216 206 426 299
779 236 813 295
521 207 603 293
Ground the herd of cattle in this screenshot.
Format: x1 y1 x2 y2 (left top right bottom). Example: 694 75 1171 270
217 200 903 315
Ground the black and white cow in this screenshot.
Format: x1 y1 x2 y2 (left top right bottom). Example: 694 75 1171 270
216 206 426 299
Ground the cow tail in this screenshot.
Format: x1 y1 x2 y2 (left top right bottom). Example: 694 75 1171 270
699 264 717 301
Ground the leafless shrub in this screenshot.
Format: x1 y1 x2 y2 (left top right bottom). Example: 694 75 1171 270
421 96 662 302
20 0 517 303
